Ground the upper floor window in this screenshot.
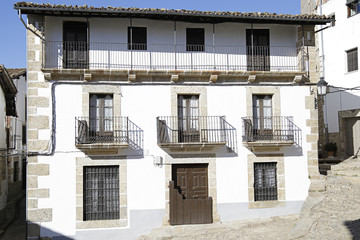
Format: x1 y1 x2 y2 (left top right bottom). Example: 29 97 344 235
186 28 204 52
346 48 358 72
128 27 147 50
347 0 360 17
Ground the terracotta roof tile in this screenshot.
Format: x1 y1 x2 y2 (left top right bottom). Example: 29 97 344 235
14 2 331 23
6 68 26 79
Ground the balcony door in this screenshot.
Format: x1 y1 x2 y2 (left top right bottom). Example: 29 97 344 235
63 21 88 69
253 95 272 140
246 29 270 71
89 94 113 142
178 95 200 142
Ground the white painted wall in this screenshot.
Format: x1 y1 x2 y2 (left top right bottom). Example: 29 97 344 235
44 17 299 71
0 85 7 211
317 1 360 132
37 16 314 238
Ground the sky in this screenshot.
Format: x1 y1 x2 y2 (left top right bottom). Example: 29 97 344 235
0 0 300 68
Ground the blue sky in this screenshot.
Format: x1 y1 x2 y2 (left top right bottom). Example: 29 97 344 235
1 0 300 68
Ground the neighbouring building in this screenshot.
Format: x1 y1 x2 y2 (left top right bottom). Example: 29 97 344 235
302 0 360 157
15 2 330 240
0 65 27 225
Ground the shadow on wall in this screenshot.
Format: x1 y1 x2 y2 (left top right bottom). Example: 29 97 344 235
28 222 74 240
344 219 360 239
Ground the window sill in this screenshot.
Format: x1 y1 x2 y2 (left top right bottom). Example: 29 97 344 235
345 69 359 75
76 219 127 229
248 200 285 209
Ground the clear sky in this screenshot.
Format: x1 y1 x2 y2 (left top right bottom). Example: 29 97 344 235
0 0 300 68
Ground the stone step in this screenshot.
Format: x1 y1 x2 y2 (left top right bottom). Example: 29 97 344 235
318 158 344 164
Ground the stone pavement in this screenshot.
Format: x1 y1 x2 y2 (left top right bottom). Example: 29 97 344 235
139 157 360 240
0 195 26 240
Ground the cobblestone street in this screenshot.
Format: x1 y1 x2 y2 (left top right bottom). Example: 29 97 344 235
139 157 360 240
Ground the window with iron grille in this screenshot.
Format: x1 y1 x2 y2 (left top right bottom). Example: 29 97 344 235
83 166 119 221
254 162 277 201
347 48 358 72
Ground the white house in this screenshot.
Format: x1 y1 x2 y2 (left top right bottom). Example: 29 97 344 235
302 0 360 157
0 65 27 226
15 2 330 240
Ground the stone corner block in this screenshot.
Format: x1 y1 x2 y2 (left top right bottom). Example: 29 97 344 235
28 208 53 222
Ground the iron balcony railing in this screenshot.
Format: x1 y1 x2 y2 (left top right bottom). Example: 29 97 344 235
75 116 143 152
242 116 302 147
44 41 302 72
157 116 237 153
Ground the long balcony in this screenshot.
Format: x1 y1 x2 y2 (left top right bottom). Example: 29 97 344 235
242 116 301 151
157 116 237 153
75 116 143 156
44 41 302 72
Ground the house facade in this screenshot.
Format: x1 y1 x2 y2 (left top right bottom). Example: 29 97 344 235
15 2 330 240
302 0 360 157
0 66 27 225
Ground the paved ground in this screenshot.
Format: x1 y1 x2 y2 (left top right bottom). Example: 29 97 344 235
140 157 360 240
0 196 26 240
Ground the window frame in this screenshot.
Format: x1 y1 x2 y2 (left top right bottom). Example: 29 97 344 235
186 28 205 52
253 162 278 202
127 26 147 50
347 0 360 17
83 165 120 221
346 48 358 73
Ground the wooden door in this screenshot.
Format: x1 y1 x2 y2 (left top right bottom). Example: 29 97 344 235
246 29 270 71
173 164 208 199
170 164 212 225
63 21 88 69
346 117 360 156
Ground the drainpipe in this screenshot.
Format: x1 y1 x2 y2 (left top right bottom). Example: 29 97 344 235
18 9 44 41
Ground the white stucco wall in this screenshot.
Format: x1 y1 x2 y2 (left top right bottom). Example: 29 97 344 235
318 1 360 132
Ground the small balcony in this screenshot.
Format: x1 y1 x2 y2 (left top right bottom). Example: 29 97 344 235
242 116 301 152
44 41 302 72
157 116 237 153
75 116 143 156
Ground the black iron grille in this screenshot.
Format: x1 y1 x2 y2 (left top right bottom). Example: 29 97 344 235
254 162 278 201
83 166 119 221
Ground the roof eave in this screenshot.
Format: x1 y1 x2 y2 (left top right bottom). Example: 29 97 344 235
15 6 332 25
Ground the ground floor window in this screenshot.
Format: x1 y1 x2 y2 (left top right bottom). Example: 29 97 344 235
254 162 277 201
83 166 119 221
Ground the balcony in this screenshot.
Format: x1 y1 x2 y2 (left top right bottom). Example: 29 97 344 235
242 116 301 152
44 41 302 72
75 116 143 156
157 116 237 153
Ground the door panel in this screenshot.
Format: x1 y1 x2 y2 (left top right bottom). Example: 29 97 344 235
178 95 200 142
246 29 270 71
63 21 88 69
172 164 208 199
346 117 360 156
